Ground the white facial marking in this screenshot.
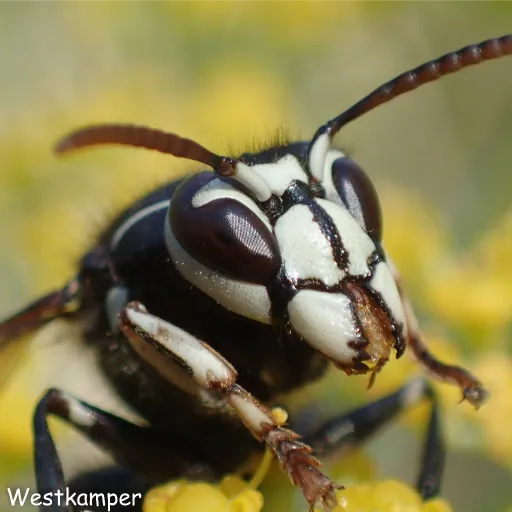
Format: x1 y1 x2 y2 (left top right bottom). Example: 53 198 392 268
322 149 346 204
233 161 273 202
288 290 360 364
317 198 375 276
126 307 236 389
61 391 96 428
369 261 408 335
308 132 330 182
192 178 272 231
250 154 309 197
275 204 344 285
165 216 272 324
228 389 273 434
111 199 170 250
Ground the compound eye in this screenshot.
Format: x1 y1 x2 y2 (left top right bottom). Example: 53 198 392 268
332 157 383 243
170 174 281 285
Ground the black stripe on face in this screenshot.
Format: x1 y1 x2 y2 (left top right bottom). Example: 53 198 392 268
363 257 406 358
267 180 351 329
281 180 349 274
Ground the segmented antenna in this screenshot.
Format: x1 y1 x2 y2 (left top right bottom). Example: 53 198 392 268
318 34 512 139
55 124 236 174
55 124 272 201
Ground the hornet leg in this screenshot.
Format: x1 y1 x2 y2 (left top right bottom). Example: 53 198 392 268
119 301 339 512
33 388 210 512
304 377 444 500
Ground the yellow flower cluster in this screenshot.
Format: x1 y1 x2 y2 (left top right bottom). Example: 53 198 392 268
142 475 453 512
425 209 512 337
143 476 263 512
141 408 453 512
376 186 512 467
335 481 452 512
382 186 512 344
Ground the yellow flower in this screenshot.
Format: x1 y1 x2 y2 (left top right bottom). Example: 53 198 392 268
143 476 263 512
333 480 452 512
382 187 512 344
143 475 453 512
380 186 449 292
142 411 288 512
142 406 453 512
378 186 512 465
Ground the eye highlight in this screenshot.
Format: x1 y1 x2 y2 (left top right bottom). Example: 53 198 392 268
170 174 282 285
331 157 383 243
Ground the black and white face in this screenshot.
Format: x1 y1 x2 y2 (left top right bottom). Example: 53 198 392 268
50 35 511 378
165 138 408 376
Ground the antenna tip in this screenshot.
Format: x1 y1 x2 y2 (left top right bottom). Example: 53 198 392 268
54 136 72 155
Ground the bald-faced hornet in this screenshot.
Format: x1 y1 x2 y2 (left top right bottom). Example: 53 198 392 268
1 35 511 512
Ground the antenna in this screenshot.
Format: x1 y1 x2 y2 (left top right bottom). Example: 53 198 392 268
55 124 272 202
317 34 512 141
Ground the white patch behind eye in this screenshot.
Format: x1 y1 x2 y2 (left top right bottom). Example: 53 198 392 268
288 290 360 365
308 132 330 182
321 149 346 204
274 204 344 285
165 216 272 324
111 199 170 250
317 199 375 276
192 178 272 231
369 261 408 336
250 154 309 196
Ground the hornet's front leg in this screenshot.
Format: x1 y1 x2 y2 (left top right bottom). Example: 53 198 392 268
119 301 340 511
391 264 488 408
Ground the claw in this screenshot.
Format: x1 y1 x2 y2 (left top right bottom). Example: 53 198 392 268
461 383 489 409
298 466 340 512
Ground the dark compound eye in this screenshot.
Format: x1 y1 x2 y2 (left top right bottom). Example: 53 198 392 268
331 157 383 243
170 173 281 285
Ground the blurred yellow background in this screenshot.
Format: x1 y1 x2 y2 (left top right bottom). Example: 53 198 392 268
0 2 511 511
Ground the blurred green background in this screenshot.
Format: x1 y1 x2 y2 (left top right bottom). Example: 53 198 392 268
0 2 511 511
